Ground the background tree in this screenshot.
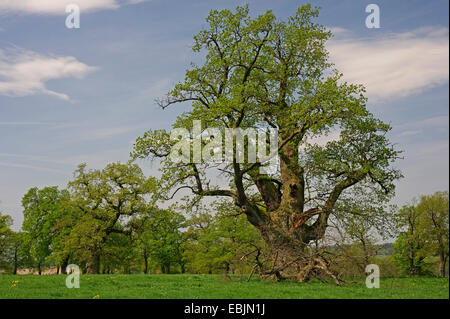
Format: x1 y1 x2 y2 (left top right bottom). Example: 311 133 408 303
67 161 155 274
133 5 401 282
0 212 25 273
102 231 135 274
50 198 82 274
393 203 428 276
0 212 13 257
21 186 69 274
416 191 449 277
133 208 185 274
182 202 267 275
0 231 28 274
63 214 106 273
328 187 397 276
131 214 152 274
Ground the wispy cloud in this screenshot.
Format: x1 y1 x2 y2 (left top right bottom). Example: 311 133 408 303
415 141 449 157
397 130 423 138
124 0 149 4
0 147 131 171
0 161 68 174
393 115 448 138
0 121 53 126
135 78 175 103
397 115 449 130
298 130 341 153
328 26 449 101
0 153 77 166
79 125 142 141
0 48 97 100
0 0 148 15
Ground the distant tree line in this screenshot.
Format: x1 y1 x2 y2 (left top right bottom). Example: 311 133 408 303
0 162 448 278
0 162 264 275
0 162 449 277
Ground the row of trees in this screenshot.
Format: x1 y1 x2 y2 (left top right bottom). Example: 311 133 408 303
0 162 264 275
0 158 447 278
393 191 449 277
327 191 449 278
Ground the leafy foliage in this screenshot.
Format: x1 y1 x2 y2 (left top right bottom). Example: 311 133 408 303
393 192 449 277
182 202 267 274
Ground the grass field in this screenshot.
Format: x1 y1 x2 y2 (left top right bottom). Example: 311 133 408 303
0 274 448 299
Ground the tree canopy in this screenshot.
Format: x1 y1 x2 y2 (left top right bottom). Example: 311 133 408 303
133 5 402 282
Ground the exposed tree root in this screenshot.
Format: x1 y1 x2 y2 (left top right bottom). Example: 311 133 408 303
257 251 343 285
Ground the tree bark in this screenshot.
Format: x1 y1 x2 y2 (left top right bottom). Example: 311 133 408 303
143 250 149 274
13 247 18 275
409 245 416 276
161 263 170 274
86 252 101 274
61 255 70 275
360 238 370 266
144 257 149 274
439 251 447 278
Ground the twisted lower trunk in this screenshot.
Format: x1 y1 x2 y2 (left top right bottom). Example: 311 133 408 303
257 223 340 284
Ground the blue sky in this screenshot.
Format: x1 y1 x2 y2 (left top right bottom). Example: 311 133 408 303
0 0 448 229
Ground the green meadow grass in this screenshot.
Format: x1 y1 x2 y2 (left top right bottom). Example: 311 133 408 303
0 274 448 299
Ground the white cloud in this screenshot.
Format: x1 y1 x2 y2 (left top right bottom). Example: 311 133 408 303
0 148 130 168
328 27 351 37
398 115 449 130
394 115 449 132
394 115 448 137
395 140 449 206
328 26 449 101
79 126 141 140
0 49 97 100
125 0 148 4
298 130 341 153
0 121 51 126
397 130 422 138
0 153 75 166
136 78 175 103
0 0 148 15
306 130 341 147
415 140 449 157
0 161 68 174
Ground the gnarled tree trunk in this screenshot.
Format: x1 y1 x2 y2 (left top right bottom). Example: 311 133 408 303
256 221 340 284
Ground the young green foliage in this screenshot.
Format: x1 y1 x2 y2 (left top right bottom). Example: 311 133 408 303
130 5 402 281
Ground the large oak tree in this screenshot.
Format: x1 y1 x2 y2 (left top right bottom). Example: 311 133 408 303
133 5 401 282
